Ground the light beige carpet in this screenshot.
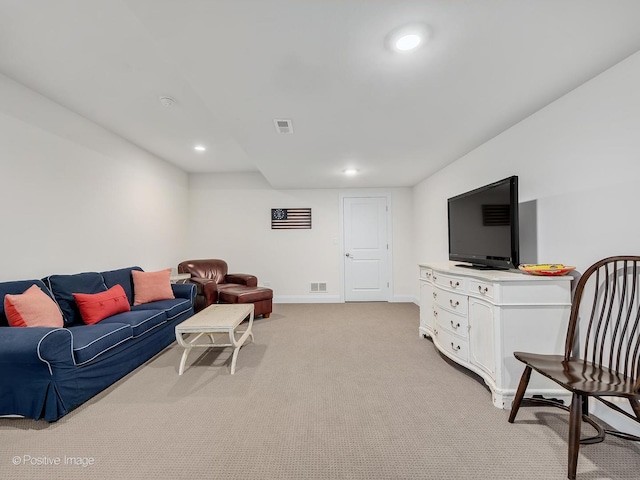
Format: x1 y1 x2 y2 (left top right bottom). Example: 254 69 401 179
1 302 639 479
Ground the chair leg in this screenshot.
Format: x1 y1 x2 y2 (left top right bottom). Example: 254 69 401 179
629 398 640 421
568 393 583 480
508 366 532 423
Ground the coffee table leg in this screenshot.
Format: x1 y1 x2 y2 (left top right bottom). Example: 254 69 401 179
178 347 191 376
176 331 191 375
228 310 255 374
230 343 240 375
176 331 206 375
229 327 245 375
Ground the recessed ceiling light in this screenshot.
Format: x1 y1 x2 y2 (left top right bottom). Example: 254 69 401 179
395 34 421 51
386 23 429 52
194 145 206 152
343 168 359 176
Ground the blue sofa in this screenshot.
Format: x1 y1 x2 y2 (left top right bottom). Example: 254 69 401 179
0 266 195 422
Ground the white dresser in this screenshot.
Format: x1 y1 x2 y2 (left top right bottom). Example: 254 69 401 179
419 262 573 409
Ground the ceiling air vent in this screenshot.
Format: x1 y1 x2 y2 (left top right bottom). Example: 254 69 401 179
274 119 293 134
159 96 176 107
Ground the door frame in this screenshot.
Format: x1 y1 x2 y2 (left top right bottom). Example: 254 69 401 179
339 192 393 303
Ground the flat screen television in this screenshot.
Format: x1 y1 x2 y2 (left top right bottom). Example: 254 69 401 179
447 176 519 270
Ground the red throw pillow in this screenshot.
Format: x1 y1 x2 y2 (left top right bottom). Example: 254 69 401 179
131 268 174 306
4 284 64 328
73 284 131 325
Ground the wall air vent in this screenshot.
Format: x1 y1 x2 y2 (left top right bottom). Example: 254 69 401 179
310 282 327 293
274 119 293 134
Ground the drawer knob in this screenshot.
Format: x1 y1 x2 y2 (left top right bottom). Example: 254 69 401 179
450 280 460 288
478 285 489 294
450 320 460 330
450 342 461 351
433 292 437 299
433 310 438 317
449 299 459 307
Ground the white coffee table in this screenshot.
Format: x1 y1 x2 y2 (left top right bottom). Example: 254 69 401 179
175 303 254 375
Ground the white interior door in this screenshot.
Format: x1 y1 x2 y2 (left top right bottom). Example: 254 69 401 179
343 196 390 302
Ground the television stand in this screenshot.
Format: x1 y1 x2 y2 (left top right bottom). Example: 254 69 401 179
455 263 508 271
418 262 573 409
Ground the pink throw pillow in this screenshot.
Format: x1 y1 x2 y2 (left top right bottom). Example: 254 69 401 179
73 284 131 325
4 284 64 328
132 268 175 306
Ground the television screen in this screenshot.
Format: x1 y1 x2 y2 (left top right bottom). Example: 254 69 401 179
448 176 519 270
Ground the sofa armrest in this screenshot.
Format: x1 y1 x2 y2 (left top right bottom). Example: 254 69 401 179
171 282 196 303
225 273 258 287
188 277 219 306
0 327 75 420
0 327 74 370
38 328 75 369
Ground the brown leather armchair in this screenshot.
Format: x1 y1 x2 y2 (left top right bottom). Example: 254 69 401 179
177 259 272 317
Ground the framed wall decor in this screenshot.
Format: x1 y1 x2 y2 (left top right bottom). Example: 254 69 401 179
271 208 312 229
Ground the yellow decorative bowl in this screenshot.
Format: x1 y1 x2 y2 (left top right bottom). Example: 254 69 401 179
518 264 576 276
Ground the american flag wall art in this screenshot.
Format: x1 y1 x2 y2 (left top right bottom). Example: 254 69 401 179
271 208 312 229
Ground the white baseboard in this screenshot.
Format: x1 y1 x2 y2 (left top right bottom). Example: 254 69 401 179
591 398 640 437
274 294 342 304
274 294 418 304
392 294 418 304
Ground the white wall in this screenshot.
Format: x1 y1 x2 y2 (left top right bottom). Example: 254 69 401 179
0 74 189 280
413 51 640 434
414 50 640 268
187 173 414 302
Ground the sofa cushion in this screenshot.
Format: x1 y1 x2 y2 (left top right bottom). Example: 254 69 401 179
132 298 192 321
43 272 107 326
4 284 64 328
132 269 174 305
101 266 143 305
67 323 133 365
0 279 55 327
99 309 167 337
73 285 131 325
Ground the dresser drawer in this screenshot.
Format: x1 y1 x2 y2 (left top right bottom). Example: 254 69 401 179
434 304 468 338
434 289 468 315
419 267 433 281
469 279 494 299
433 272 466 292
433 327 469 363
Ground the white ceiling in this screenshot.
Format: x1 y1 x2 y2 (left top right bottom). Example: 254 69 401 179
2 1 640 189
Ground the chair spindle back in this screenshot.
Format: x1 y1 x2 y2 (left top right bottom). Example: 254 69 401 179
566 256 640 391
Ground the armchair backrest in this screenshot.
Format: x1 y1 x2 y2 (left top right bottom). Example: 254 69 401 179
178 259 228 284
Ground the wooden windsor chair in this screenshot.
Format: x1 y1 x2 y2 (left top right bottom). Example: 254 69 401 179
508 256 640 479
